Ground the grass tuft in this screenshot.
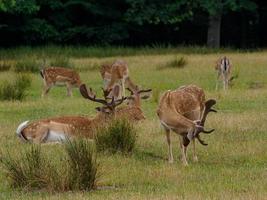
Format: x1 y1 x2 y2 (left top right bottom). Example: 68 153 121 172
96 118 137 154
0 145 51 190
157 56 187 70
65 139 98 191
0 139 98 192
0 73 32 101
0 61 12 71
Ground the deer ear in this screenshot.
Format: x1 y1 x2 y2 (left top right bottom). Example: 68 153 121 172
140 91 152 99
113 85 120 98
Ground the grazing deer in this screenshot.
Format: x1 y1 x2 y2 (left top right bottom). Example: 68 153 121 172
215 56 232 90
157 85 216 166
40 65 82 97
16 84 151 143
100 60 137 98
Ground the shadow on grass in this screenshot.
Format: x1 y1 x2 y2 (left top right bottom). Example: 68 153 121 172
133 149 167 162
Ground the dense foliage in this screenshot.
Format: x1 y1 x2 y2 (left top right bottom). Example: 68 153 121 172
0 0 266 47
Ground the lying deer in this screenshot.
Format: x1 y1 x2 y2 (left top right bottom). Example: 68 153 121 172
40 65 82 97
215 56 232 90
16 84 151 143
100 60 137 98
157 85 216 166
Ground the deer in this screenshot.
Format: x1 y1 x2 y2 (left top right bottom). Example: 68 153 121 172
100 60 137 99
16 84 151 143
40 61 82 97
157 85 217 166
215 56 232 90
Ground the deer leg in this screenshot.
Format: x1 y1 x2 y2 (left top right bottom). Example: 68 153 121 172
179 136 188 166
192 138 198 162
66 83 73 97
165 128 173 163
223 74 227 91
42 85 51 97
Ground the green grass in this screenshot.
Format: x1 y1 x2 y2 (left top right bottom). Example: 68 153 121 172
0 47 266 199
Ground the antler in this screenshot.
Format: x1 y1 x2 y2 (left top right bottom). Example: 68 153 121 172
80 84 109 105
200 99 217 126
193 99 217 146
80 84 127 110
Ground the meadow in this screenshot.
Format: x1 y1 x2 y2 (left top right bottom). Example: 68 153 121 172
0 47 266 199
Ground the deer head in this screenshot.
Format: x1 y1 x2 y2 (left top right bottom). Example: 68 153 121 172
186 99 217 146
126 87 152 107
79 84 126 114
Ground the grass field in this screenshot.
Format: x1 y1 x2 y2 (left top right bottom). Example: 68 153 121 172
0 47 266 199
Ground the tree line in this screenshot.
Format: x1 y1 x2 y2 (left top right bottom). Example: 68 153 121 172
0 0 266 48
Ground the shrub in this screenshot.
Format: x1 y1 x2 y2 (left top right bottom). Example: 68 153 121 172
0 74 32 101
0 140 98 192
50 56 72 68
158 56 187 70
96 118 137 154
0 145 51 190
65 139 98 191
14 59 39 73
0 61 11 71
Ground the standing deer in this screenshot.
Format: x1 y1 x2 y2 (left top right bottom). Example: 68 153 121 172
100 60 137 98
157 85 216 166
16 84 151 143
215 56 232 90
40 64 82 97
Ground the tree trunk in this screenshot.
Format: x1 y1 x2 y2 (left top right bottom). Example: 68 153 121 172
207 13 222 48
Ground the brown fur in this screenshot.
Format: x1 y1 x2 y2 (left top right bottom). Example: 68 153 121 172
19 84 150 143
100 60 139 98
41 67 82 97
157 85 213 165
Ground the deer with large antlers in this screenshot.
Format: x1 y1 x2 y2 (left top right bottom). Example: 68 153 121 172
16 84 151 143
100 60 137 98
157 85 216 166
215 56 232 90
40 64 82 97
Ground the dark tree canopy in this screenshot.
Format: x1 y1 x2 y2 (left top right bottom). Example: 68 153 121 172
0 0 266 47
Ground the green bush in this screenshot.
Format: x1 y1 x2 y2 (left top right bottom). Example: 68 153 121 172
0 61 12 71
0 145 51 190
14 59 39 73
65 139 98 191
0 139 98 192
96 118 137 154
0 74 32 101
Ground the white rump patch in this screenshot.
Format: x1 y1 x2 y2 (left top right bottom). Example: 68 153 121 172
16 120 29 136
